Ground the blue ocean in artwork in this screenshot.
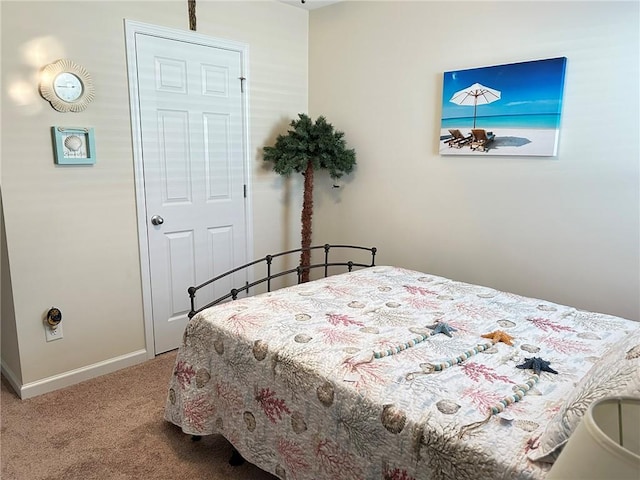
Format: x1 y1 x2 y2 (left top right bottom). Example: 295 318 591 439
441 113 560 130
441 57 567 133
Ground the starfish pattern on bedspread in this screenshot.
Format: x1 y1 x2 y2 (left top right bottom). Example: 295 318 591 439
516 357 558 375
481 330 514 345
370 322 458 361
427 322 457 337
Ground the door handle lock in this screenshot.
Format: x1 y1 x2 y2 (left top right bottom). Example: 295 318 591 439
151 215 164 226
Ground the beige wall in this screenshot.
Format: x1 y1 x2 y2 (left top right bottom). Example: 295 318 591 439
1 1 307 391
3 0 638 396
309 1 639 321
1 191 22 384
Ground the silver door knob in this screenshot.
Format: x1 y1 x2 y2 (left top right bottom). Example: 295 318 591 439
151 215 164 226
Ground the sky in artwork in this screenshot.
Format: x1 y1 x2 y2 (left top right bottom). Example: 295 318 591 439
441 57 567 120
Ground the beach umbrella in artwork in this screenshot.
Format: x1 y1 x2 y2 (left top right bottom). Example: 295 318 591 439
450 83 501 128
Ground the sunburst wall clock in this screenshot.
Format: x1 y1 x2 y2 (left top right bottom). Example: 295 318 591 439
39 59 95 112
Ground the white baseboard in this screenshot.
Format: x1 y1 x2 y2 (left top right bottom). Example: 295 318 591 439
1 360 23 397
2 349 148 399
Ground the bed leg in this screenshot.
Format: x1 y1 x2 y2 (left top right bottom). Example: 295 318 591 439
191 435 202 441
229 447 246 466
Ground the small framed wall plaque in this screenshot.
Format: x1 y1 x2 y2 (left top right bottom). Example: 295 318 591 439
51 126 96 165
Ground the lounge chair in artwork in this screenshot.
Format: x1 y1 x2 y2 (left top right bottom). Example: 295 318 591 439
445 129 472 148
470 129 496 152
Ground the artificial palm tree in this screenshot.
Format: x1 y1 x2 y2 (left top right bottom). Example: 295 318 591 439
263 114 356 282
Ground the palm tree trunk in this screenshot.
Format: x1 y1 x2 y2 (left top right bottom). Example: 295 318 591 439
300 160 314 283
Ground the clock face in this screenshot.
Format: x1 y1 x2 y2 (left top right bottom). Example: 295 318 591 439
53 73 84 102
40 59 94 112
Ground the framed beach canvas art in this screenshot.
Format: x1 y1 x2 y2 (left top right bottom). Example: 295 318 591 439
439 57 567 156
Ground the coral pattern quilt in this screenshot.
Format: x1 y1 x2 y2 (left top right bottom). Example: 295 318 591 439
165 266 639 480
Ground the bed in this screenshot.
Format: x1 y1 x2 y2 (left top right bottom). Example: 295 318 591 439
165 245 640 480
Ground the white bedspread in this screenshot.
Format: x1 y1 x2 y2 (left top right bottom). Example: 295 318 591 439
165 266 638 480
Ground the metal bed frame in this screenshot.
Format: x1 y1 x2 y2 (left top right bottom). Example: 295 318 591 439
187 244 377 319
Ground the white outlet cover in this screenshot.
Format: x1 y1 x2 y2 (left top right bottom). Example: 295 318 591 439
45 325 64 342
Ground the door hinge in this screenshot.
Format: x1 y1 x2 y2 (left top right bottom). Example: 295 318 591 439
239 76 246 93
243 184 247 198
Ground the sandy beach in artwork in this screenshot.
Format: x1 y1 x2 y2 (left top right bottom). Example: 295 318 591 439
439 128 559 156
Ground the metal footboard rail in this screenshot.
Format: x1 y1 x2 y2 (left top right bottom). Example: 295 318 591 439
187 244 377 318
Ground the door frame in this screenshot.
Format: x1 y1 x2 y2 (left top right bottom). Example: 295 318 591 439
124 19 253 358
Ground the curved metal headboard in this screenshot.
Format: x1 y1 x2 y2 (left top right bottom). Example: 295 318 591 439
188 244 377 318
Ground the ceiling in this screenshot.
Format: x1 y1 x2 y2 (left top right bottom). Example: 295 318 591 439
279 0 344 10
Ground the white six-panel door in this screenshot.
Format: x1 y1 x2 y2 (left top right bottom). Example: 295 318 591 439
129 25 250 354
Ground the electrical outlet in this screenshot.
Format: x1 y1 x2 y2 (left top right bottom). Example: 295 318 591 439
45 325 64 342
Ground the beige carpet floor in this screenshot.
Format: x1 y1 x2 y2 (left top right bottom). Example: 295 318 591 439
1 351 277 480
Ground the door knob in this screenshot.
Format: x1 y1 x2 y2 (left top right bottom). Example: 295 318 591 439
151 215 164 226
